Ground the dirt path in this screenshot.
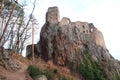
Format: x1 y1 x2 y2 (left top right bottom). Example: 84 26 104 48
5 67 33 80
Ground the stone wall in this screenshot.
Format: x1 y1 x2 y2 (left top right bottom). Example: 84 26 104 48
89 23 106 48
46 6 60 26
74 21 90 34
59 17 70 26
92 30 106 48
45 6 106 53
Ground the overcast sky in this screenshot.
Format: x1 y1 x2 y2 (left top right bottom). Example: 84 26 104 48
23 0 120 60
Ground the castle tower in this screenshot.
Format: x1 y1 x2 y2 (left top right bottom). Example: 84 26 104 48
46 6 60 26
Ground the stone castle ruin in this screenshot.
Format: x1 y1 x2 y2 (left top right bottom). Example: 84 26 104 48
27 6 107 64
45 6 106 48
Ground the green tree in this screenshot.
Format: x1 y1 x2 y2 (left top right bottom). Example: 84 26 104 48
0 0 37 55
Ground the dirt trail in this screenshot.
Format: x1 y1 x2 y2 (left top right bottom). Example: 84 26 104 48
5 69 27 80
4 60 32 80
4 67 33 80
0 64 27 80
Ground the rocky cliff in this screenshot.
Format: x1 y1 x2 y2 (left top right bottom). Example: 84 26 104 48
27 6 120 80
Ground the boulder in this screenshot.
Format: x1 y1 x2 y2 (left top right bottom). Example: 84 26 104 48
35 75 47 80
0 47 20 71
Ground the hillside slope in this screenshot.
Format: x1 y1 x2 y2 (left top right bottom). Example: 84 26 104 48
0 50 81 80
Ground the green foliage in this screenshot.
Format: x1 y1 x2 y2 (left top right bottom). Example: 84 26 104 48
43 69 54 80
77 50 105 80
3 0 10 4
59 75 67 80
53 68 58 74
115 73 120 80
27 65 42 79
59 75 73 80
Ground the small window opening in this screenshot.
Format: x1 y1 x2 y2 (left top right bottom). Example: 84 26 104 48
82 25 85 28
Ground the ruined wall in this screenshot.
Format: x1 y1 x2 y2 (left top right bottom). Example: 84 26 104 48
91 30 106 48
46 6 60 26
59 17 70 26
89 23 106 48
74 21 90 34
46 6 92 35
45 6 106 49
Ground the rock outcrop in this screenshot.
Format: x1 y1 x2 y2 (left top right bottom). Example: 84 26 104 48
0 47 20 71
35 75 48 80
27 6 120 80
39 6 106 63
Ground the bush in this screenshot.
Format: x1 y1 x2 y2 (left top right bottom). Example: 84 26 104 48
27 65 42 79
115 73 120 80
53 68 58 74
43 69 54 80
59 75 68 80
58 75 73 80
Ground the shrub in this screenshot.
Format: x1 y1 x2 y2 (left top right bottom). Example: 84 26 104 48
77 50 105 80
43 69 54 80
58 75 73 80
53 68 58 74
115 73 120 80
59 75 67 80
27 65 42 79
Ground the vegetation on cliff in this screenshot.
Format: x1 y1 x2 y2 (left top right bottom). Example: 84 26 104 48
77 50 105 80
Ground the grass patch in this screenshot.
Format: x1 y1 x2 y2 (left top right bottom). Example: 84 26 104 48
27 65 42 79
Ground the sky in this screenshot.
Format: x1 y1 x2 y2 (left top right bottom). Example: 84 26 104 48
22 0 120 60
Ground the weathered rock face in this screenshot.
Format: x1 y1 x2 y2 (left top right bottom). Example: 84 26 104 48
27 6 120 79
39 6 107 64
0 47 20 71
